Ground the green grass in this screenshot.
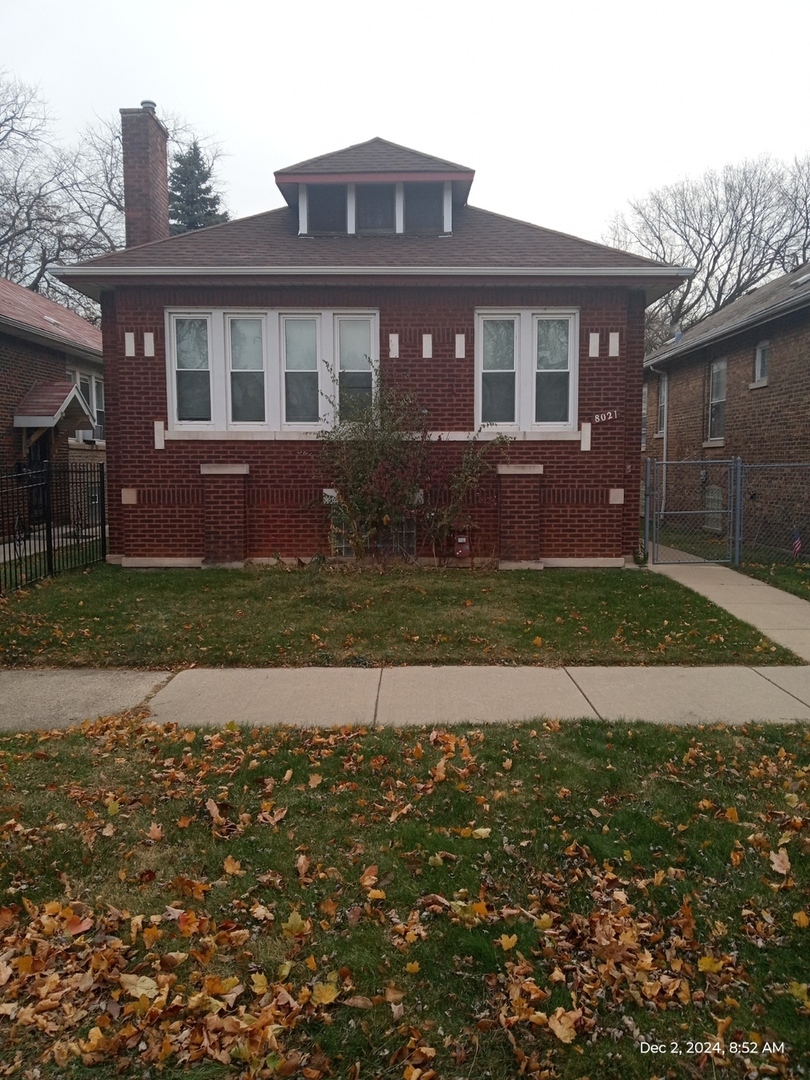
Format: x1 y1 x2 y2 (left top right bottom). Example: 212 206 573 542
0 714 808 1078
739 560 810 601
0 562 798 668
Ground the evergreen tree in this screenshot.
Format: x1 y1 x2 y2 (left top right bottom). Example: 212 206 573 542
168 139 228 235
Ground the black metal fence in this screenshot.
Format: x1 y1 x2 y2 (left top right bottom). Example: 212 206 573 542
644 458 810 565
0 462 106 593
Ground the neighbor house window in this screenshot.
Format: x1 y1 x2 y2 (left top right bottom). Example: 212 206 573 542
67 370 105 441
641 383 648 449
708 358 726 439
476 309 578 431
755 340 769 382
228 317 265 424
173 316 212 422
166 309 378 431
656 374 667 435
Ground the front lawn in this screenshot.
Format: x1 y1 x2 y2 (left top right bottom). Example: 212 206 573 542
0 714 807 1078
0 563 798 668
740 561 810 602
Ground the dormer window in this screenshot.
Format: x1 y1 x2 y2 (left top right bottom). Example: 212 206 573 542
307 184 347 233
356 184 395 233
405 182 444 232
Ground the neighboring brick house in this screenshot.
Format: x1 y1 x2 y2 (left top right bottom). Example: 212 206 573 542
643 265 810 464
55 102 688 568
0 276 104 470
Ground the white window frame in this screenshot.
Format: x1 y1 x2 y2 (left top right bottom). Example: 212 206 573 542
165 309 379 433
656 373 667 436
474 308 579 432
754 340 769 383
708 357 727 440
225 313 269 429
67 368 105 443
641 382 648 450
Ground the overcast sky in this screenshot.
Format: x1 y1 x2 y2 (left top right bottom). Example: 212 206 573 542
5 0 809 244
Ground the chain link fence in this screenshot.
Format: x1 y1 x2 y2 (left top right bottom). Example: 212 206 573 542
645 459 810 565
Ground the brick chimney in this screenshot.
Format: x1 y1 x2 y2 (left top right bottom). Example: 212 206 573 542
120 101 170 248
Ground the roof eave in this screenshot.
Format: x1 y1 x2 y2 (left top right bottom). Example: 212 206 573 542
0 314 102 363
645 290 810 368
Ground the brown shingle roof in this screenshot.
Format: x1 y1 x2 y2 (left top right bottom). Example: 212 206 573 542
646 263 810 366
0 276 101 357
13 380 94 429
275 137 473 177
62 204 673 273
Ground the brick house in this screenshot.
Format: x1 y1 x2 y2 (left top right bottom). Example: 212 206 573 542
0 276 103 471
643 265 810 464
55 102 687 568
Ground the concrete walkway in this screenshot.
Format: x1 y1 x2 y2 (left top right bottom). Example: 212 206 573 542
3 560 810 731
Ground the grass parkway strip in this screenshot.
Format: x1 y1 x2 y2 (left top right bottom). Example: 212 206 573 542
0 714 807 1078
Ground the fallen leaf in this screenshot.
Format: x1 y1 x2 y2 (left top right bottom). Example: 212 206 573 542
769 848 791 875
725 807 739 823
309 773 323 789
406 962 420 974
793 911 809 928
223 855 244 876
146 822 163 842
344 996 374 1009
119 974 159 1000
498 934 518 951
312 982 339 1005
548 1007 580 1044
698 956 725 973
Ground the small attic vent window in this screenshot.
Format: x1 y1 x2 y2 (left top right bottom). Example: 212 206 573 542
356 184 395 233
308 185 347 233
405 182 444 232
791 273 810 289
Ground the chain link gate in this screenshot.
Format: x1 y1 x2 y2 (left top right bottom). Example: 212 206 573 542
645 458 742 565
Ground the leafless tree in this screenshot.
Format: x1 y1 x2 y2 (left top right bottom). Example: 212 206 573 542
607 156 810 351
0 72 227 321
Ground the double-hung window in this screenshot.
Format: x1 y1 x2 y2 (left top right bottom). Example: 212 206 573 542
167 310 378 431
477 309 578 431
228 317 265 423
173 315 212 422
754 340 769 382
337 316 373 418
708 358 726 440
282 316 319 424
656 373 667 435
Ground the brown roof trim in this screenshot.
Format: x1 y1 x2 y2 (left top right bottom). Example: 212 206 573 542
277 171 474 185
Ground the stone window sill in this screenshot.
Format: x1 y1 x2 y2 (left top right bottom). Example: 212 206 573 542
748 377 768 389
702 438 725 449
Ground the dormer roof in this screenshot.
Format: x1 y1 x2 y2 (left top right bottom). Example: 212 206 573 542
274 137 475 207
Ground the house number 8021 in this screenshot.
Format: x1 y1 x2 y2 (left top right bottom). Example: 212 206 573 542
594 410 618 423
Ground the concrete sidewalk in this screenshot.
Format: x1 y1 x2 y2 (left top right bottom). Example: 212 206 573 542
3 560 810 731
3 662 810 731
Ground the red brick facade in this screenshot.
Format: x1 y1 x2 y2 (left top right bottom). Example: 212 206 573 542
0 331 70 468
644 306 810 466
120 105 170 249
102 283 646 564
